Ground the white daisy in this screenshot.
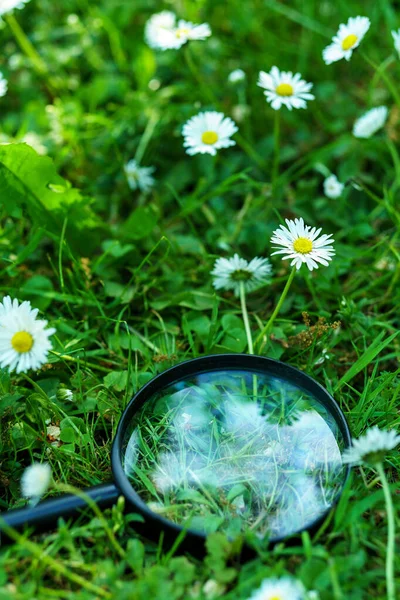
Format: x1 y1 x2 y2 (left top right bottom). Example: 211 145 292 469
124 159 155 193
342 426 400 466
144 11 176 50
182 111 238 156
228 69 246 83
0 0 30 16
0 295 27 318
0 73 7 98
257 67 314 111
0 297 56 373
352 106 388 139
172 19 211 47
21 463 51 503
323 174 344 199
247 576 306 600
270 218 335 271
323 16 370 65
211 254 272 296
392 29 400 58
144 11 211 51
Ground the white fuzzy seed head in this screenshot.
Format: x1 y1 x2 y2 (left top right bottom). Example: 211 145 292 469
352 106 388 139
228 69 246 83
323 174 344 199
21 463 51 501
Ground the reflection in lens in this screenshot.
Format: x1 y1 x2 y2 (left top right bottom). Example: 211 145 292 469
122 369 346 539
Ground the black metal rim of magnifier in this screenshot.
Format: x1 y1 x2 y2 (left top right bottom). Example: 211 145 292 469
111 353 352 547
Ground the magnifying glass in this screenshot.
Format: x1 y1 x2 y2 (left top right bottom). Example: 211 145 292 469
2 354 351 552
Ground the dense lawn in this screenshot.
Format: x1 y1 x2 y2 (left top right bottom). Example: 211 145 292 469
0 0 399 598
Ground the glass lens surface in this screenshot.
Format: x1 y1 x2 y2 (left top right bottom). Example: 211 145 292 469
122 369 347 539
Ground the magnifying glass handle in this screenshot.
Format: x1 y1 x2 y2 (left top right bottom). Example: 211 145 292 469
0 482 119 545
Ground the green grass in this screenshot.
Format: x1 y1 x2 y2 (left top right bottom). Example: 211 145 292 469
0 0 399 598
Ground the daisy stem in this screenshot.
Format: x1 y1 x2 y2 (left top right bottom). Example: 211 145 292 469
4 13 49 80
239 282 258 399
201 203 216 225
272 110 281 195
362 54 400 111
255 266 297 350
184 46 215 105
375 462 396 600
134 111 159 165
239 281 254 355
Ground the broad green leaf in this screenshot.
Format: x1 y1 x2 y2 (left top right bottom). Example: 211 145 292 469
103 281 135 303
103 370 129 391
123 205 158 240
60 426 76 444
20 275 54 310
221 314 243 332
220 327 247 352
183 312 211 342
0 143 102 250
0 394 20 415
0 144 81 214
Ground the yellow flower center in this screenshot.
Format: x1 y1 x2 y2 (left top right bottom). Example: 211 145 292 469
175 27 190 39
11 331 34 353
201 130 219 145
270 597 282 600
342 33 358 50
275 83 294 96
293 237 313 254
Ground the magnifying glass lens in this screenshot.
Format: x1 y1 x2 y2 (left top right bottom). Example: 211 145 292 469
121 369 346 540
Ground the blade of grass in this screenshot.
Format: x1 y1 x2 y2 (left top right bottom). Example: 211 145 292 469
334 331 399 392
